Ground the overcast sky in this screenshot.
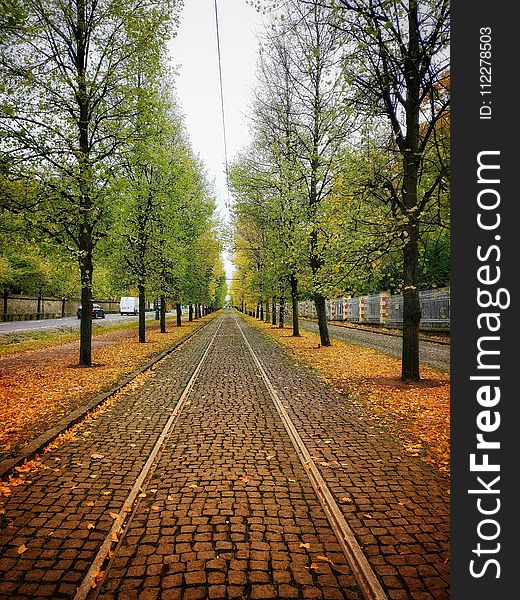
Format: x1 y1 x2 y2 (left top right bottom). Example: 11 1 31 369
168 1 263 279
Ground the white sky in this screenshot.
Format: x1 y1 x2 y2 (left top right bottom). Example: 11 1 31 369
168 0 263 281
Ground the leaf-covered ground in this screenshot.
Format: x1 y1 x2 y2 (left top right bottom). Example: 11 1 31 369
250 317 450 475
0 316 213 461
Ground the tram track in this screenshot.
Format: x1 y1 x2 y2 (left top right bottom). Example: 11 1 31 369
73 318 225 600
235 317 389 600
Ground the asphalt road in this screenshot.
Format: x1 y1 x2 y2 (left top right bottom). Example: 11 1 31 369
300 318 450 372
0 312 157 334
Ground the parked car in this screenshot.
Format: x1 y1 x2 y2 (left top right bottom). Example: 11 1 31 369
77 304 106 319
120 296 139 315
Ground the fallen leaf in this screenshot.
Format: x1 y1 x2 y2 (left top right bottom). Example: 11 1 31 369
17 544 27 554
91 570 104 588
299 542 310 549
317 555 334 564
150 505 160 511
87 523 95 530
109 512 119 520
90 453 104 459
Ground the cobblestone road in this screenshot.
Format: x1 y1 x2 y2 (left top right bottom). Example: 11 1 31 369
0 311 449 599
300 320 450 372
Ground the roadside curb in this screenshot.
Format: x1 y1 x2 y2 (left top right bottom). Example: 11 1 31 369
0 315 218 480
300 318 451 346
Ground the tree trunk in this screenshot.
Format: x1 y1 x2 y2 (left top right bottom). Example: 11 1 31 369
314 292 330 346
160 294 166 333
79 260 93 365
188 303 193 322
2 289 8 322
272 297 277 325
401 222 421 381
290 274 300 336
37 290 43 319
138 283 146 343
76 0 95 366
279 296 285 328
260 299 264 321
176 303 182 326
401 4 422 382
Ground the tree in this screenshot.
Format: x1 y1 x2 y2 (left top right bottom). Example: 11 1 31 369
330 0 450 380
0 0 178 364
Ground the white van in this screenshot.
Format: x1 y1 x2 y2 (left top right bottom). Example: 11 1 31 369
120 297 139 315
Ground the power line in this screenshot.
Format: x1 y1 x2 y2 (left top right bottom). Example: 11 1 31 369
213 0 231 210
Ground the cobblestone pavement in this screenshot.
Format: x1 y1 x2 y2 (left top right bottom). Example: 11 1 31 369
0 311 449 599
300 320 450 372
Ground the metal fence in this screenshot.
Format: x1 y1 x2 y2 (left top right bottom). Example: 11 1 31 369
294 286 450 330
345 297 360 323
1 294 121 322
374 287 450 329
364 295 381 324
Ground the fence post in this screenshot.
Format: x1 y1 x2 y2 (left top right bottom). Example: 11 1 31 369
359 296 366 323
380 291 390 324
2 289 8 322
36 291 43 320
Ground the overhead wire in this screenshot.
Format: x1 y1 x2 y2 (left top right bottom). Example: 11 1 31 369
213 0 231 210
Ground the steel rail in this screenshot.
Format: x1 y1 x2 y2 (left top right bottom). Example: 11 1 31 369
235 316 389 600
74 317 225 600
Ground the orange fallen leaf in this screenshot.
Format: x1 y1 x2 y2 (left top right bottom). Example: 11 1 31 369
87 523 95 530
109 512 119 520
299 542 310 549
91 570 105 588
17 544 27 554
317 555 334 564
90 453 104 459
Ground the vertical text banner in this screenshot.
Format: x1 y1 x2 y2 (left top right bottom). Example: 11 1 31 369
452 1 518 598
